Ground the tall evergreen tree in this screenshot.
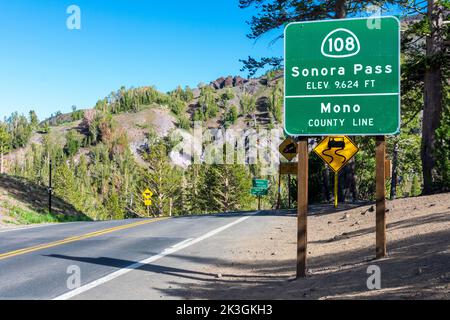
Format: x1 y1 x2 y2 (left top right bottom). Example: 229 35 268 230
184 164 207 214
7 112 32 148
201 164 252 213
29 110 39 130
401 1 449 193
239 0 408 75
268 80 283 123
142 141 182 217
419 0 448 193
0 123 12 174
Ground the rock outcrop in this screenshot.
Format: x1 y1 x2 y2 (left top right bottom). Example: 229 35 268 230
210 76 248 89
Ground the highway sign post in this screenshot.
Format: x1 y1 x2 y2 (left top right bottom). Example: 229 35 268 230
284 17 400 136
278 162 298 210
284 17 400 278
48 159 52 214
278 137 298 209
376 136 386 258
297 138 308 277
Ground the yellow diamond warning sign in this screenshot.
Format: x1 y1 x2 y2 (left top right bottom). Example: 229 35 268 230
313 136 359 173
279 137 297 161
142 188 153 200
142 189 153 207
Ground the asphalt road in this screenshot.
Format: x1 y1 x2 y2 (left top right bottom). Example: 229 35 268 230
0 212 259 300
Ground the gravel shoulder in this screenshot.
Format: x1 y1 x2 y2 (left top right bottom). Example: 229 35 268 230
167 193 450 299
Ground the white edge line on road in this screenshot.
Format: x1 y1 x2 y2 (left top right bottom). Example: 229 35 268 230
53 212 258 300
162 237 195 252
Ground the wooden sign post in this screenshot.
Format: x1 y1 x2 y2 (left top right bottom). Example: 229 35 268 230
288 174 291 209
376 136 387 258
297 138 308 278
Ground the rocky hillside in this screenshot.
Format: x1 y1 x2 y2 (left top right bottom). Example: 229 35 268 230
4 71 284 172
0 174 88 228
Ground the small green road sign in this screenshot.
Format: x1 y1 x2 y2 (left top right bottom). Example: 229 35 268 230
252 179 269 189
284 17 400 136
251 187 269 196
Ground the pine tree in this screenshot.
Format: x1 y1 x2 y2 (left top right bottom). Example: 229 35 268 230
29 110 39 130
420 1 448 193
0 123 12 174
238 0 409 75
198 86 219 119
7 112 32 148
268 80 283 123
401 1 449 193
411 174 421 196
64 130 82 157
240 92 257 127
225 105 238 126
142 141 182 216
201 164 252 213
184 164 207 214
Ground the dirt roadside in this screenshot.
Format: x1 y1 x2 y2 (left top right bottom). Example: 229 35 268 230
195 193 450 299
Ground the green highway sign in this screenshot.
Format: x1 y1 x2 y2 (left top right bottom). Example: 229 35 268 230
251 187 268 196
252 179 269 189
284 17 400 136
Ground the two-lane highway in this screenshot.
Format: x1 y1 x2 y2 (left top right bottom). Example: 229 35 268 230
0 212 258 299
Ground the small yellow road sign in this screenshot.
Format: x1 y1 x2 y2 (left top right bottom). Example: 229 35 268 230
279 137 297 161
142 188 153 200
313 136 359 173
144 199 152 206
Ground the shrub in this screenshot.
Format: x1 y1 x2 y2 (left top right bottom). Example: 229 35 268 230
64 130 82 156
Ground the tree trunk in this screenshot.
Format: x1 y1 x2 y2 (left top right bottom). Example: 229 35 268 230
0 152 3 174
337 162 356 203
337 143 357 203
322 166 331 201
390 140 399 199
347 158 357 202
335 0 347 18
338 166 346 202
421 0 444 194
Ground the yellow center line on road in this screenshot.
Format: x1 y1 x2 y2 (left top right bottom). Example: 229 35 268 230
0 217 169 261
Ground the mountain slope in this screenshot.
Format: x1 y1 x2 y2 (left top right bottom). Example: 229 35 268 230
0 174 88 228
4 71 283 172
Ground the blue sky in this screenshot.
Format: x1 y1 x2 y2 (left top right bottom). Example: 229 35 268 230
0 0 283 120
